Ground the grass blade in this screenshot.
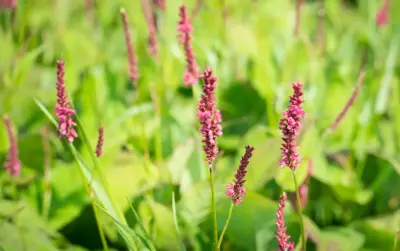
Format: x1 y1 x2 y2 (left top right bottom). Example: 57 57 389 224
34 98 138 250
172 192 187 251
375 31 400 114
127 198 157 251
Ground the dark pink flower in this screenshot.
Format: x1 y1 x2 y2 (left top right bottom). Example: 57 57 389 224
276 192 295 251
142 0 158 58
198 67 222 165
96 122 104 157
3 116 21 176
120 8 139 83
376 0 390 27
178 5 199 86
55 60 77 143
279 81 305 171
226 145 254 205
0 0 16 9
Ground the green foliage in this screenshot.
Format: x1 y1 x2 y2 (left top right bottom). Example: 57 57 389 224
1 0 400 250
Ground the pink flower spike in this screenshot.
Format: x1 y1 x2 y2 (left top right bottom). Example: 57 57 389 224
142 0 158 58
3 115 21 176
226 145 254 205
198 67 223 165
178 4 199 86
0 0 16 9
96 122 104 157
376 0 390 27
279 81 305 171
120 8 139 84
55 60 78 143
276 193 295 251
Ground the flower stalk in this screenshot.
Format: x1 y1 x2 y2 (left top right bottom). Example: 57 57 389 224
292 171 306 250
55 60 78 143
142 0 158 58
276 192 295 251
323 52 367 137
197 68 222 251
178 4 199 86
294 0 304 36
3 115 21 177
120 8 139 85
217 202 234 250
209 165 218 251
96 122 104 157
279 82 306 249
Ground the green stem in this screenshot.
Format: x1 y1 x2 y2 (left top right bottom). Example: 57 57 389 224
393 232 399 251
92 197 109 251
292 171 306 251
209 165 218 251
217 202 234 250
12 179 27 251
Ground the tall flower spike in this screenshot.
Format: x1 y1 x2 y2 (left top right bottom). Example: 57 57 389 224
120 8 139 83
197 67 223 165
276 193 295 251
376 0 390 27
226 145 254 205
55 60 78 143
279 81 305 171
178 5 199 86
0 0 17 9
142 0 158 58
96 122 104 157
3 116 21 176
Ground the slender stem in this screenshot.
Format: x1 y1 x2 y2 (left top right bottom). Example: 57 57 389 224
92 197 109 251
41 127 52 220
217 202 234 250
393 232 399 251
209 165 218 251
292 171 306 250
12 178 27 251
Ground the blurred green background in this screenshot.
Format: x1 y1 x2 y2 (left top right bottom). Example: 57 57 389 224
1 0 400 250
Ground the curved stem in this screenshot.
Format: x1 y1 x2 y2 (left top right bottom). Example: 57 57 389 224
217 202 234 250
209 165 218 251
292 171 306 250
92 198 109 251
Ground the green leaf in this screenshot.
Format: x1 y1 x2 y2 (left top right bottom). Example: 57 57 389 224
318 227 365 251
148 200 181 250
0 200 62 251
